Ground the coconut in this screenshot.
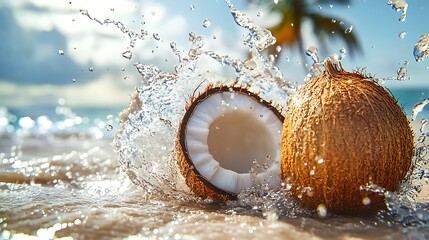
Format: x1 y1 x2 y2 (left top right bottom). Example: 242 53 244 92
176 85 284 200
281 60 414 214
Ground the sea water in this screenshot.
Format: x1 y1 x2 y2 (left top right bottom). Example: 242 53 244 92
1 1 429 239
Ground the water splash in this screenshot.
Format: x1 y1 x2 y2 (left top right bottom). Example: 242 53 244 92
106 3 294 199
79 9 148 48
304 46 322 81
230 8 276 52
412 99 429 121
414 34 429 62
387 0 408 22
375 116 429 238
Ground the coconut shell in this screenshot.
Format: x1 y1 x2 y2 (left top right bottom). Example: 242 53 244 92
176 85 284 201
175 137 231 201
281 61 414 214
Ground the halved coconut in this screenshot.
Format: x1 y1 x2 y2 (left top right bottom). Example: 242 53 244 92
176 85 284 200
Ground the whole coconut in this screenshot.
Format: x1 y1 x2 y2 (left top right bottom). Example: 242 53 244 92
281 60 413 215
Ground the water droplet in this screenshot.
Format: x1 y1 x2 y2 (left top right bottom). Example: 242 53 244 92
414 34 429 62
153 33 160 41
344 25 353 34
256 11 262 17
317 204 327 218
417 135 426 143
110 8 114 11
399 31 406 39
388 0 408 21
329 4 333 8
362 197 371 206
124 76 130 81
305 46 319 64
58 50 64 55
275 45 282 53
420 118 428 133
122 50 133 60
190 4 195 11
72 78 76 83
309 169 315 176
80 9 89 16
106 124 113 131
88 67 95 72
339 47 346 60
202 19 211 28
331 19 337 23
412 99 429 121
244 60 257 70
396 67 408 80
316 156 324 164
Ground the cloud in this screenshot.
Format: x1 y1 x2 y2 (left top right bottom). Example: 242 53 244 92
0 0 268 109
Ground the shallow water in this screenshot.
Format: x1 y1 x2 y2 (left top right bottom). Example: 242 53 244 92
0 131 427 239
2 1 429 239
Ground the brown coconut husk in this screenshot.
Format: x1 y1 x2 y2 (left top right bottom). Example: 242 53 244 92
281 60 414 215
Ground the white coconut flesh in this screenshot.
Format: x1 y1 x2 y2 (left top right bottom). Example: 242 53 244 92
184 91 283 194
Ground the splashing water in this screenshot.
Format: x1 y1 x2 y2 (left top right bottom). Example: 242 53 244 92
412 99 429 121
304 46 323 81
111 5 294 201
230 8 276 52
388 0 408 22
414 34 429 62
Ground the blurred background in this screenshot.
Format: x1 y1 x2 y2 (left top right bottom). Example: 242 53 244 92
0 0 428 131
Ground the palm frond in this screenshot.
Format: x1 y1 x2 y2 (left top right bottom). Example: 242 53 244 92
306 12 361 57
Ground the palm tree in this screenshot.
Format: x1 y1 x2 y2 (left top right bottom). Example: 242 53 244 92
251 0 361 63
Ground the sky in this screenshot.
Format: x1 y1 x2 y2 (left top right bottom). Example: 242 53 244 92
0 0 428 111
